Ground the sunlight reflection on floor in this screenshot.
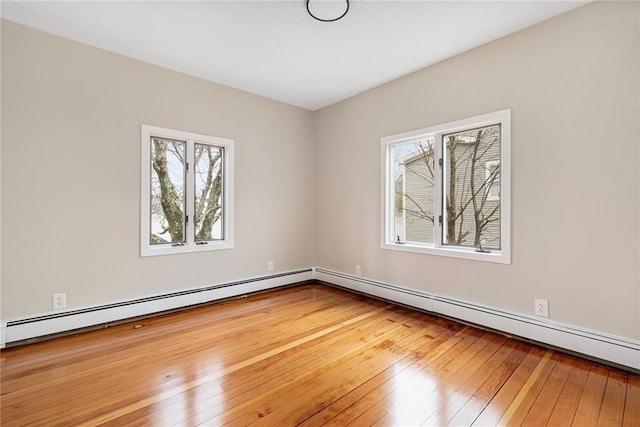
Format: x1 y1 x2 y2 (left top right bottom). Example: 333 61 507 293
385 362 500 426
150 359 227 425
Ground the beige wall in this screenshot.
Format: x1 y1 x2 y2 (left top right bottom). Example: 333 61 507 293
2 2 639 341
1 20 315 318
315 2 640 340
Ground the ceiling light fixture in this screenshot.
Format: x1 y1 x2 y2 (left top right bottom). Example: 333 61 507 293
306 0 350 22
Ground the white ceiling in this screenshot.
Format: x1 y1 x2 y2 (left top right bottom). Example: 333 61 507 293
2 1 587 111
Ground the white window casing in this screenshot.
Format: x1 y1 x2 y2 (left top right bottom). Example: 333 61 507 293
381 109 511 264
141 124 234 257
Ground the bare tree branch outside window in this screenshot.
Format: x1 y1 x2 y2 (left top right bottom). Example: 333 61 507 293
150 138 224 245
393 124 501 250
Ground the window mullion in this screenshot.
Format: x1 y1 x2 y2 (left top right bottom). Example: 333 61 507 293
433 133 443 248
185 140 195 246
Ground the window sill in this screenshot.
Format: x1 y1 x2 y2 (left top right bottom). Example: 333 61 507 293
381 241 510 264
141 241 233 257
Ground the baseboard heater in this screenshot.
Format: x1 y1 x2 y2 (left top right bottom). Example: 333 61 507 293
2 268 313 347
3 267 638 372
314 267 640 372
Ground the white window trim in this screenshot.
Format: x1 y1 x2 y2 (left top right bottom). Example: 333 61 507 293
380 109 511 264
140 124 234 257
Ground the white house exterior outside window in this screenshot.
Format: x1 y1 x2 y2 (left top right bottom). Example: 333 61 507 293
381 109 510 264
140 124 234 257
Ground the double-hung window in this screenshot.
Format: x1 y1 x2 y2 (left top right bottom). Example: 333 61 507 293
141 124 234 256
382 109 510 263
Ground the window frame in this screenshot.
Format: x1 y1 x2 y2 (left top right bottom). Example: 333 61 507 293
140 124 234 257
381 109 511 264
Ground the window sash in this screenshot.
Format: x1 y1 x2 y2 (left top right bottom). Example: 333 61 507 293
441 124 501 250
150 137 186 246
193 143 225 243
381 109 510 264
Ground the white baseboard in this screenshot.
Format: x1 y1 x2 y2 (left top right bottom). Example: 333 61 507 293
314 267 640 371
4 267 638 371
1 269 313 347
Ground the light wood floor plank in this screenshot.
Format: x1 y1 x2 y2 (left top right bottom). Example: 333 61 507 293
597 370 628 426
205 312 428 425
445 341 530 426
275 316 457 426
623 372 640 426
0 283 636 427
418 339 531 426
496 349 558 425
118 306 415 426
520 352 574 426
366 333 507 426
471 345 546 426
331 330 489 426
298 324 468 426
78 302 390 425
572 364 611 426
4 288 385 426
545 357 592 426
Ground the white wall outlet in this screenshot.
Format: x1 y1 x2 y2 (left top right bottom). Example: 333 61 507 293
52 293 66 310
267 261 274 272
355 265 362 276
534 298 549 317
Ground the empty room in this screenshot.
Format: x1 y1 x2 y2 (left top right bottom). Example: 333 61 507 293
1 0 639 425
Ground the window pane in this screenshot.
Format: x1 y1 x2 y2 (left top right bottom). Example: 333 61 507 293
393 138 435 244
486 161 500 201
194 144 224 241
150 138 185 245
442 124 501 250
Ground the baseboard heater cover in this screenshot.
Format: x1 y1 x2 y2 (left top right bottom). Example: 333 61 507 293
314 267 640 371
2 269 313 346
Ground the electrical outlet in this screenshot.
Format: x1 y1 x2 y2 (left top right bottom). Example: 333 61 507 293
534 298 549 317
52 293 66 310
267 261 274 272
355 265 362 276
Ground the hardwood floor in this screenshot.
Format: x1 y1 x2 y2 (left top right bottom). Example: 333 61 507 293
1 284 638 426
